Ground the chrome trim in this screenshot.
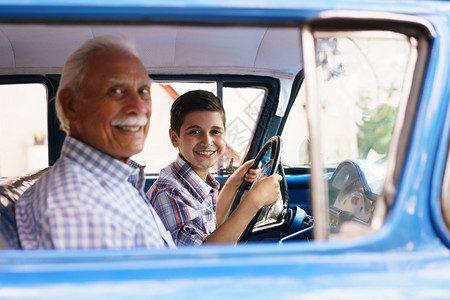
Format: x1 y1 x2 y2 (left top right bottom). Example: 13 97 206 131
442 148 450 230
301 24 329 241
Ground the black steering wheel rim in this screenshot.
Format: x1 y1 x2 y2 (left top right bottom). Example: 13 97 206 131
229 136 290 242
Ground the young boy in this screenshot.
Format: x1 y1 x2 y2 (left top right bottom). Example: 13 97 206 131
147 90 281 246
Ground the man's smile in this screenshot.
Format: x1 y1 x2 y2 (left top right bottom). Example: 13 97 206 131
115 125 142 132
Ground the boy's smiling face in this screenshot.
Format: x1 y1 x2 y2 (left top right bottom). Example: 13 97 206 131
170 110 226 181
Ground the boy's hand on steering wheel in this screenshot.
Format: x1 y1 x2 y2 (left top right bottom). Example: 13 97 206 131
227 159 261 189
246 174 282 209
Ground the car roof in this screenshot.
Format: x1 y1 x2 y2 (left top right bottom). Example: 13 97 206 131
1 0 446 79
0 24 302 78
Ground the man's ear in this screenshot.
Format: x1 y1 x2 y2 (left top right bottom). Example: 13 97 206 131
169 128 179 147
59 89 80 123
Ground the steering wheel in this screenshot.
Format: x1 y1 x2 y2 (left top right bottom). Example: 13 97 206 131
228 136 290 242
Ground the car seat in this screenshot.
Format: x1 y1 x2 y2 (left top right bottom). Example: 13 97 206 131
0 168 49 249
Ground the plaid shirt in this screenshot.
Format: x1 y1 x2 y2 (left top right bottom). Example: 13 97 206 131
147 155 219 246
16 136 175 250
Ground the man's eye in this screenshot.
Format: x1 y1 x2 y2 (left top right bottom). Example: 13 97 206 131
139 88 151 99
212 130 223 135
139 88 150 94
189 130 200 135
109 88 123 96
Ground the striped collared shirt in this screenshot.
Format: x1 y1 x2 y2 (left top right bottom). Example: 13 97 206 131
147 155 219 246
16 136 175 249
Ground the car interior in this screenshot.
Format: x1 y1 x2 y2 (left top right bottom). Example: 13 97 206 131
0 12 428 248
0 24 308 248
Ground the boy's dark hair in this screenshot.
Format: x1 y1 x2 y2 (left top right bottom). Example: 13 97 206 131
170 90 226 135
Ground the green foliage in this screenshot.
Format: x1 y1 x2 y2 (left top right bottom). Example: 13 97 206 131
357 103 397 161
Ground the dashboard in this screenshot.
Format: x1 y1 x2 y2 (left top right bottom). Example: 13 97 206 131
328 160 386 231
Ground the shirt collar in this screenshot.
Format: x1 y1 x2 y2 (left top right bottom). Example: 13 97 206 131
174 154 220 198
62 136 145 187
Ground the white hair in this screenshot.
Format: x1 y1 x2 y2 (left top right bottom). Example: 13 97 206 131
55 35 140 133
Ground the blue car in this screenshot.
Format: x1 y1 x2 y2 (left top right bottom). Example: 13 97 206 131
0 0 450 298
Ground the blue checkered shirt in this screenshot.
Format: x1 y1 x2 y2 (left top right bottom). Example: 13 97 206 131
16 136 175 250
147 155 219 246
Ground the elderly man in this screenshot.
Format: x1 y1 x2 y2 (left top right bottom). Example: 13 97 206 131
15 35 175 249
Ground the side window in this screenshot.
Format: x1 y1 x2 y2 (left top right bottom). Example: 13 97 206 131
0 83 48 177
283 37 410 167
221 86 265 169
314 36 409 166
132 81 265 175
301 27 418 239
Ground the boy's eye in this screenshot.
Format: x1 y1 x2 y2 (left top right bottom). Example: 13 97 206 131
189 130 200 135
211 130 223 135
